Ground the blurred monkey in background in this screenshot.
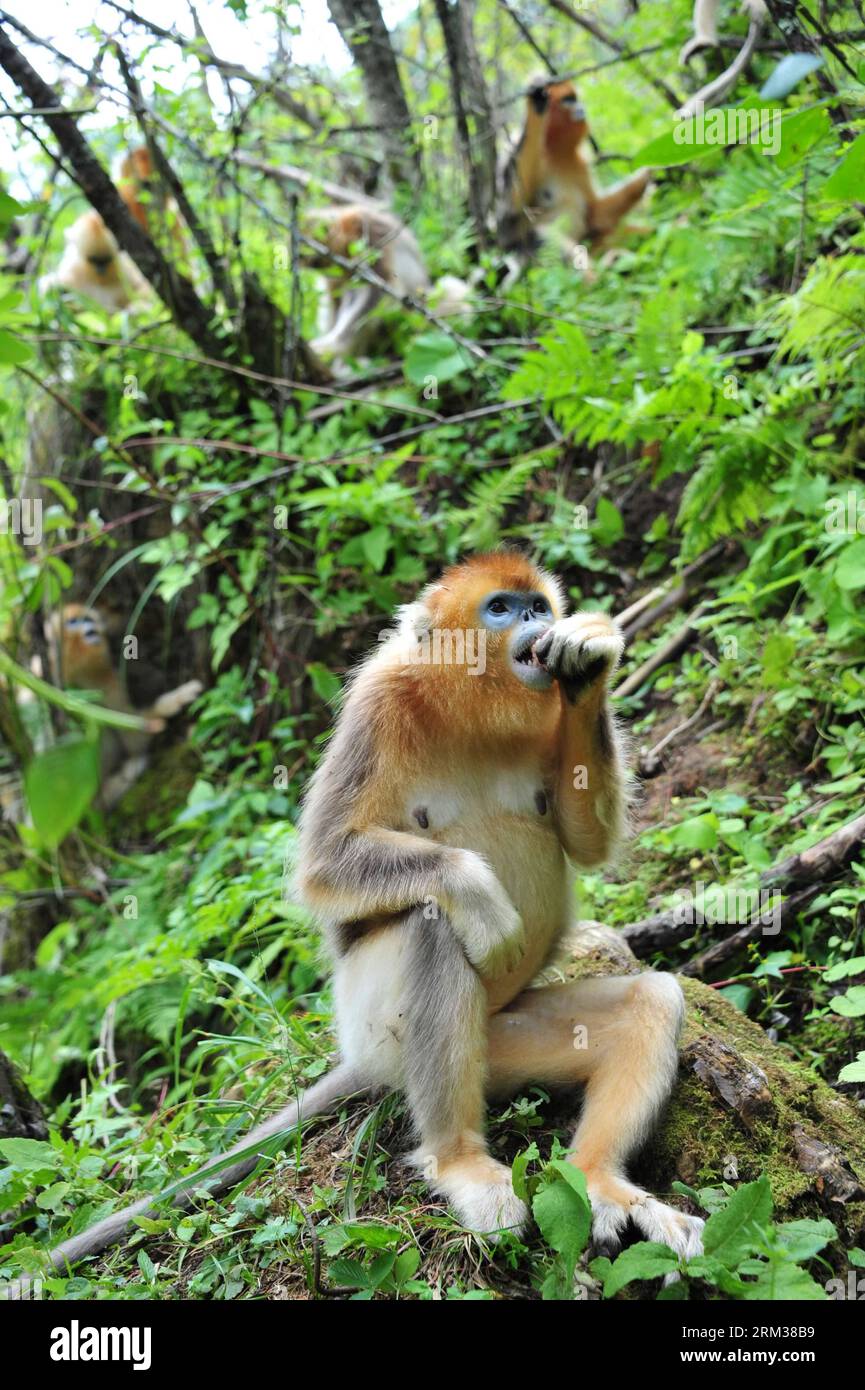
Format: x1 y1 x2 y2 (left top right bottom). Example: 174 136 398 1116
45 604 202 807
38 210 151 312
497 78 651 280
304 204 470 364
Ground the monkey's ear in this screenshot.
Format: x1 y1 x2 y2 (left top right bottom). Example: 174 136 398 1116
396 600 434 642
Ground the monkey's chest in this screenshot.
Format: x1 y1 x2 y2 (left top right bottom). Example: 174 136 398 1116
534 171 589 238
403 771 570 945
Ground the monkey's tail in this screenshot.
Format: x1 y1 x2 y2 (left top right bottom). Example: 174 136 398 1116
3 1062 366 1301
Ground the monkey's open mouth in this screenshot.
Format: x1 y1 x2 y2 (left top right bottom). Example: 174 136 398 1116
512 635 542 667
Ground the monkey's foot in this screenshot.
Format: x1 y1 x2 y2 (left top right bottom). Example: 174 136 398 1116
586 1172 704 1261
152 679 203 720
426 1151 529 1239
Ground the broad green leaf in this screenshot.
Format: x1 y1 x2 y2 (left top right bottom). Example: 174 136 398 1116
532 1166 591 1277
838 1053 865 1084
775 1217 836 1262
702 1176 772 1268
667 813 719 851
0 1138 60 1171
829 986 865 1018
593 496 624 546
743 1260 827 1300
776 106 831 170
24 739 99 848
404 331 469 386
0 330 32 365
306 661 342 704
361 525 390 572
603 1241 680 1297
823 131 865 200
834 540 865 591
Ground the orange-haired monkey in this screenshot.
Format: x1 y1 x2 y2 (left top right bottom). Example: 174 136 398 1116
498 78 651 277
305 204 469 362
45 604 202 807
7 556 701 1295
38 210 151 312
117 146 187 252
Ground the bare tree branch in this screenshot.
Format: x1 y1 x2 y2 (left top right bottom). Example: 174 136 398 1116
326 0 420 185
432 0 496 243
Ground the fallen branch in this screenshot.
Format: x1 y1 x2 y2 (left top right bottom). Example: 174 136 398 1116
681 886 820 977
622 812 865 959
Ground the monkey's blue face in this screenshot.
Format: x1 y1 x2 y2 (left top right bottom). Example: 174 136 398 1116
479 590 554 690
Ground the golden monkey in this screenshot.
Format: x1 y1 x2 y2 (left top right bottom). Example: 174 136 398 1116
497 78 651 274
117 146 187 252
45 604 202 808
38 209 150 312
6 555 702 1296
305 204 469 362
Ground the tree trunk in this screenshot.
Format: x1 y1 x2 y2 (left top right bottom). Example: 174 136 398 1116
326 0 420 187
432 0 496 243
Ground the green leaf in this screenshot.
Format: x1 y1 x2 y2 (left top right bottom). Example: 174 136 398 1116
743 1260 828 1300
823 131 865 201
404 332 469 386
848 1248 865 1268
511 1142 540 1203
834 540 865 591
138 1250 157 1281
667 813 719 851
532 1164 591 1278
593 496 624 546
24 738 99 848
702 1176 772 1268
603 1241 680 1298
838 1053 865 1084
0 1138 60 1172
775 1217 836 1261
0 330 32 365
824 957 865 982
829 986 865 1018
776 106 831 170
306 662 341 704
35 1181 71 1211
361 525 390 572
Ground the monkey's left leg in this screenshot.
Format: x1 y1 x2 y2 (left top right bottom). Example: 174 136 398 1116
402 910 531 1236
488 974 704 1259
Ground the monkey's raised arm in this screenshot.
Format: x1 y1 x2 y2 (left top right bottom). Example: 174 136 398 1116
297 663 525 978
533 613 629 868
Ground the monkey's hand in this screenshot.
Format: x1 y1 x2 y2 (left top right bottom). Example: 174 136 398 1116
533 613 624 701
150 680 204 721
449 851 526 980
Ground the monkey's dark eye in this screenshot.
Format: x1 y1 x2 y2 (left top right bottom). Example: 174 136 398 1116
532 598 548 614
488 599 508 615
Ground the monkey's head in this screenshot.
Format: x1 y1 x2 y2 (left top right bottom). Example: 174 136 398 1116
120 147 154 187
530 78 588 153
45 604 111 688
68 212 119 272
417 552 564 694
